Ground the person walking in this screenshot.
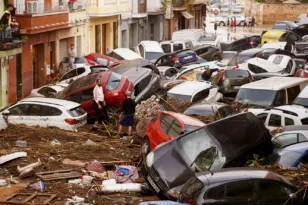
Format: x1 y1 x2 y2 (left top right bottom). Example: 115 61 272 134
227 17 230 27
248 16 252 30
233 17 237 32
68 44 76 70
251 16 256 31
230 17 233 30
118 91 136 138
244 16 249 29
93 79 106 128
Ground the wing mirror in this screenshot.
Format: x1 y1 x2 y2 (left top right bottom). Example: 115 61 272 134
2 110 10 115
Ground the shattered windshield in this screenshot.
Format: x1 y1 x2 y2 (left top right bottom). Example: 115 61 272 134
178 128 225 171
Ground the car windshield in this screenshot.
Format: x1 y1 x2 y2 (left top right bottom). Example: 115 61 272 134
75 57 87 64
168 93 192 101
236 88 277 107
106 72 122 91
225 70 249 78
68 106 86 117
145 52 164 61
184 124 200 132
262 150 302 168
228 54 253 66
293 97 308 108
178 128 225 171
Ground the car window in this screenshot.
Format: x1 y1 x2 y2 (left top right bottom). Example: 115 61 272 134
285 117 294 126
177 50 195 58
9 104 29 115
94 57 110 66
185 41 193 48
77 67 86 75
90 66 108 73
161 44 172 53
284 60 293 73
181 177 204 203
192 89 210 103
259 181 295 198
38 87 57 97
168 120 182 137
164 68 178 77
287 85 300 104
80 88 94 102
138 45 145 58
160 114 175 134
273 90 286 107
173 43 184 52
68 106 86 117
269 114 282 127
289 33 299 41
225 70 249 78
138 75 152 91
218 106 233 118
225 181 256 198
248 64 267 74
299 133 306 142
151 115 157 123
74 57 87 63
256 113 268 124
61 69 79 81
106 72 122 91
279 33 288 41
301 118 308 125
206 185 225 199
274 133 298 147
27 104 49 116
67 92 81 103
49 107 62 116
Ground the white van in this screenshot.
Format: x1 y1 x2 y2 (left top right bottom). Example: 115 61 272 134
235 77 308 108
295 14 308 25
136 41 164 62
172 29 205 46
160 40 193 54
109 48 142 60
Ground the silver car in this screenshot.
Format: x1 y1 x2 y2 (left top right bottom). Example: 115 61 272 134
58 57 89 75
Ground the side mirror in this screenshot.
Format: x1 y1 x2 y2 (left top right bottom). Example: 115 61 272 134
2 110 10 115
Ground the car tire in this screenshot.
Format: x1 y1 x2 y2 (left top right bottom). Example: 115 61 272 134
105 105 119 118
141 137 150 158
219 21 225 26
213 55 222 61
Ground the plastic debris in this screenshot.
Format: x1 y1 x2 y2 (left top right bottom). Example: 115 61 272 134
102 179 116 186
68 178 82 184
0 179 7 187
15 140 27 148
84 139 99 146
17 159 42 173
81 175 93 185
100 183 142 193
0 152 27 165
50 139 61 146
19 167 35 179
29 181 46 192
87 160 105 173
111 166 138 183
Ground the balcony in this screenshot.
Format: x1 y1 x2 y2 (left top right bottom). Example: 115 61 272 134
88 0 131 17
0 30 27 51
132 0 147 18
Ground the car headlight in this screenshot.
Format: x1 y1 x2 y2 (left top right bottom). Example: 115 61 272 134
146 152 154 167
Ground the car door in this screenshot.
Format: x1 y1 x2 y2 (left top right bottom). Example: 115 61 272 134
44 106 64 129
25 104 49 127
256 113 269 126
7 104 30 125
286 85 301 104
257 180 297 205
154 113 176 147
220 181 258 205
268 114 282 130
199 48 210 59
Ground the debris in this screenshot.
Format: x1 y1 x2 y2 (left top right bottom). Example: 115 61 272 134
68 179 82 184
62 158 87 167
50 139 61 146
89 171 108 180
10 176 19 184
66 195 85 204
17 158 42 173
84 139 99 146
0 152 27 165
1 193 57 204
102 179 116 186
0 179 7 187
111 166 138 183
19 167 35 179
87 160 105 173
15 140 27 148
82 175 93 185
100 183 142 193
29 181 46 192
36 169 82 181
135 95 163 120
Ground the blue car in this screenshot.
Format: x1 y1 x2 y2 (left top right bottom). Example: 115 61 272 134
263 141 308 168
139 201 188 205
154 49 199 69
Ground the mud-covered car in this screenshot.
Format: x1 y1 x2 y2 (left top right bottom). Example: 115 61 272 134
143 112 273 200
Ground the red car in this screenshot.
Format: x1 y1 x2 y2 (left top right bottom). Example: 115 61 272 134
57 71 133 120
295 68 308 78
85 53 126 68
142 111 205 155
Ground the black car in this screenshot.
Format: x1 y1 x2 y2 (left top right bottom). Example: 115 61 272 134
191 45 222 61
154 49 199 68
292 24 308 37
226 48 264 67
220 35 261 52
179 168 306 205
143 112 273 200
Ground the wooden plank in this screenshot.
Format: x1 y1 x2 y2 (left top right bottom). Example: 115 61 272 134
22 193 36 203
1 193 57 204
36 169 73 175
36 169 81 181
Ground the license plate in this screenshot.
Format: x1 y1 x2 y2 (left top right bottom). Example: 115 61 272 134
147 176 160 193
184 56 192 60
234 86 241 89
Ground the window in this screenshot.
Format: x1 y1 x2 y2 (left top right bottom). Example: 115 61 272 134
94 57 110 66
173 43 183 52
9 104 29 115
181 177 204 203
27 105 50 116
74 57 87 63
285 117 294 126
299 133 306 142
49 107 62 116
160 114 175 134
38 87 57 97
248 64 267 74
68 106 86 117
268 114 282 127
76 67 86 75
225 181 256 198
161 44 171 53
284 60 293 73
168 120 182 137
61 69 79 81
192 89 210 103
151 115 157 123
301 118 308 125
256 113 268 124
206 185 225 199
138 45 145 58
289 33 299 41
185 41 193 48
164 68 178 78
80 88 94 102
274 133 298 148
287 86 300 104
218 106 233 118
259 181 295 198
273 90 286 106
67 93 81 103
106 72 122 91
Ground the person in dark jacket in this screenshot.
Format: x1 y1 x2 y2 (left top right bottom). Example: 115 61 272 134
0 13 10 27
201 68 219 81
118 91 136 137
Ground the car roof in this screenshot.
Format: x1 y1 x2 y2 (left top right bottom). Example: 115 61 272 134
121 67 151 83
20 97 80 110
112 48 142 60
241 77 308 90
167 81 212 96
196 168 291 185
274 105 308 118
283 141 308 153
261 42 287 50
139 41 163 52
160 40 191 44
162 111 205 127
191 45 212 51
247 58 283 72
262 30 286 37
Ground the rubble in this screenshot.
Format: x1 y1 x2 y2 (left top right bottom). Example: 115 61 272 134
17 158 42 173
135 95 163 120
0 152 27 165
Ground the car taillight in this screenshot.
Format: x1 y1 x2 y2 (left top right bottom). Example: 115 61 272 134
180 76 187 80
249 41 255 45
232 65 239 70
172 56 179 62
65 119 80 125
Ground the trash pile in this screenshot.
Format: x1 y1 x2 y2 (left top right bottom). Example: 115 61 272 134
135 95 163 120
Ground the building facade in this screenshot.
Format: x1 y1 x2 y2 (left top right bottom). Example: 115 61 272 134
147 0 165 41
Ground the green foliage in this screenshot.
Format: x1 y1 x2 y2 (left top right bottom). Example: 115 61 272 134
21 35 28 40
248 154 264 167
162 0 168 10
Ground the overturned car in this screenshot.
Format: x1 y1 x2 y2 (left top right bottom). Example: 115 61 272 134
142 112 273 200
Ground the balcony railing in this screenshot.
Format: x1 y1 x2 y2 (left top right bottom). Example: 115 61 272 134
0 29 27 51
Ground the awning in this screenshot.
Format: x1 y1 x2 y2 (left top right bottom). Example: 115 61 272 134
181 11 194 19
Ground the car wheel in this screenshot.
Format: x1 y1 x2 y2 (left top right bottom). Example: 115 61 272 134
105 105 119 118
219 21 225 26
141 137 150 157
213 55 222 61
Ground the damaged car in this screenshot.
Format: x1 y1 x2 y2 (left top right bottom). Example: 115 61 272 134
143 112 273 200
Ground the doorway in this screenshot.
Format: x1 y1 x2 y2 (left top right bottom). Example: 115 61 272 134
16 53 22 101
95 25 101 54
49 42 55 71
76 36 81 57
32 44 45 88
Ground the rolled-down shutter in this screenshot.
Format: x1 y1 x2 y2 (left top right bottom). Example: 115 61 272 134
59 39 68 62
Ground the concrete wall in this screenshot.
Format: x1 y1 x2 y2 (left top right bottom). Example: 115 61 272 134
147 0 162 12
244 0 308 24
147 15 164 41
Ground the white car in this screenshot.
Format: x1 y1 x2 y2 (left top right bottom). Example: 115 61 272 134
249 105 308 131
108 48 142 60
58 65 109 84
136 41 164 61
272 125 308 148
232 6 242 13
29 84 68 98
0 98 87 132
